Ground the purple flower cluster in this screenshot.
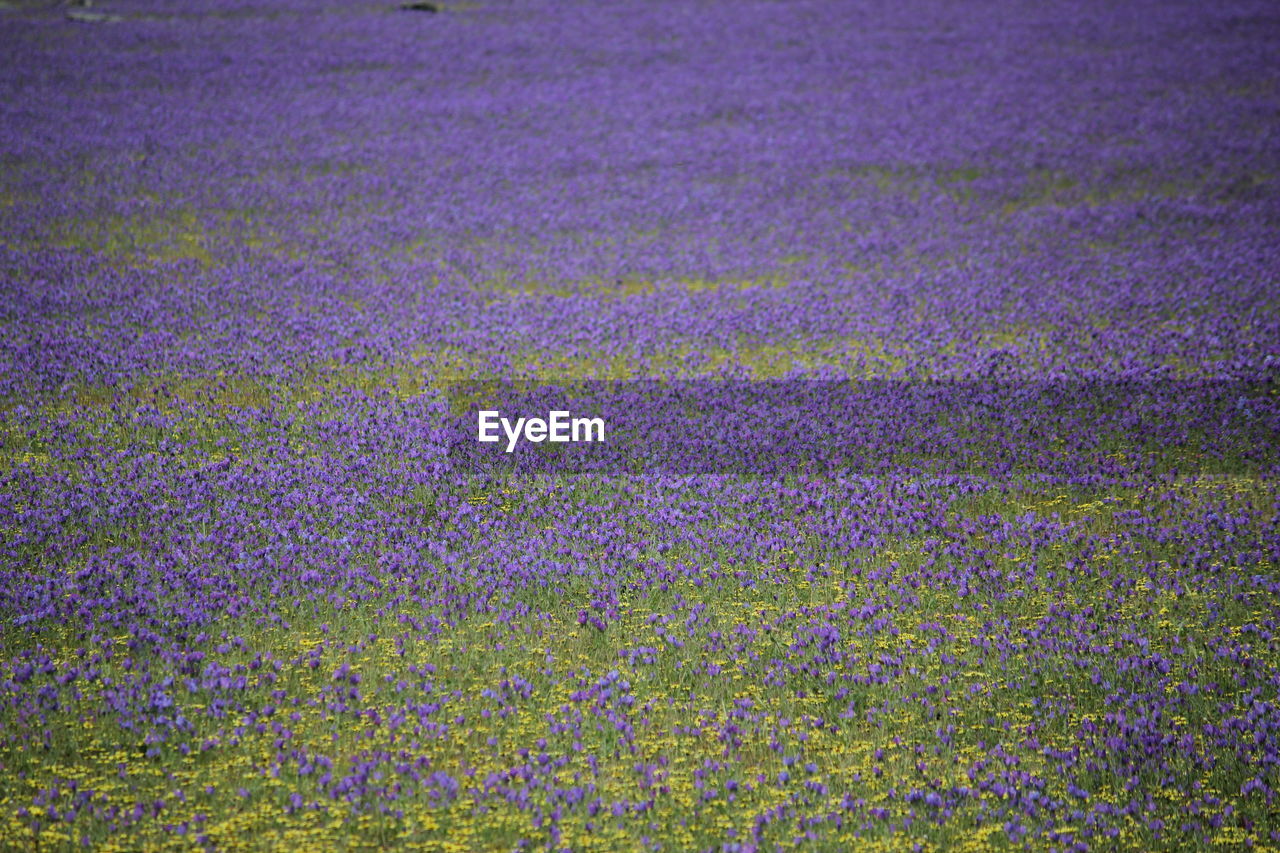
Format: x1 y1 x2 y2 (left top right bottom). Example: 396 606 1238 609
1 0 1278 849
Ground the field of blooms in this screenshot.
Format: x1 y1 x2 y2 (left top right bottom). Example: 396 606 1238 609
2 0 1280 850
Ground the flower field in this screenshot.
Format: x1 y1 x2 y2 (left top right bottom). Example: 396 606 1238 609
2 0 1279 850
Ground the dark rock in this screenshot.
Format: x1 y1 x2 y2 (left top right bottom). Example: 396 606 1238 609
400 2 440 11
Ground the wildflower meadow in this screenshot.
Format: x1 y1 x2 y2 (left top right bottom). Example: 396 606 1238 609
1 0 1278 850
